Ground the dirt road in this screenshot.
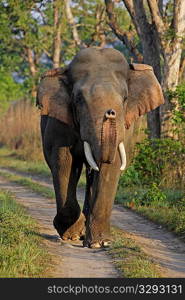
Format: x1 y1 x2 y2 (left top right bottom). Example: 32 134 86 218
0 167 185 278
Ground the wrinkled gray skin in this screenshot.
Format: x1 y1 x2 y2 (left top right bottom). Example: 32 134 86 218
37 47 164 248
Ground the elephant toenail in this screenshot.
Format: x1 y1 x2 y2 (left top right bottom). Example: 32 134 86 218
83 240 89 248
71 234 79 241
102 240 111 247
90 242 101 249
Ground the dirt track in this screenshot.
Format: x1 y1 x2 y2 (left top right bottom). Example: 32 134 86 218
0 167 185 278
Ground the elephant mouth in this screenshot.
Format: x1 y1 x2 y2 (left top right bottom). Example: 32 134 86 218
83 141 126 172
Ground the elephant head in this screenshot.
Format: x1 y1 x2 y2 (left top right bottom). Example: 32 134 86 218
37 47 164 172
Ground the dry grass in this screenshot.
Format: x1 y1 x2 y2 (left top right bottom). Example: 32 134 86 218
0 99 43 160
0 99 147 162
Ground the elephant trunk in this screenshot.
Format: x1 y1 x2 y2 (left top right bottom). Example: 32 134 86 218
83 109 127 171
101 109 117 164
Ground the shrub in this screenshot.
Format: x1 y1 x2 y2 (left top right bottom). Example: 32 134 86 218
121 138 185 188
118 165 141 188
119 83 185 189
132 183 167 207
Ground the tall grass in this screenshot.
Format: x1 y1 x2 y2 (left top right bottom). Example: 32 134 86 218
0 147 50 176
0 99 43 160
0 99 147 163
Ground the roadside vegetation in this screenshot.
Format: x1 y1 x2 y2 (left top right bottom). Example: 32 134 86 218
0 147 86 187
0 147 50 176
115 86 185 239
116 184 185 238
0 189 51 277
117 136 185 239
0 170 54 200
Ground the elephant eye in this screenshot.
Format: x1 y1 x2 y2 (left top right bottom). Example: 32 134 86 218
122 83 128 102
122 93 127 102
74 93 83 105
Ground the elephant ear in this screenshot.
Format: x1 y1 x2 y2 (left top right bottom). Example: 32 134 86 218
36 67 73 126
125 63 165 129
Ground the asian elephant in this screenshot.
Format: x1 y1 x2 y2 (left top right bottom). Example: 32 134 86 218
37 47 164 248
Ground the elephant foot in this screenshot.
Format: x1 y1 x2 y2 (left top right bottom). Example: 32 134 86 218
83 239 112 249
83 224 112 248
54 212 86 241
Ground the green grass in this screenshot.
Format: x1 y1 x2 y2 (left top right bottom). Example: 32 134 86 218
0 147 50 177
0 171 86 212
0 171 55 199
0 147 86 187
0 189 51 277
116 185 185 239
135 206 185 237
109 227 162 278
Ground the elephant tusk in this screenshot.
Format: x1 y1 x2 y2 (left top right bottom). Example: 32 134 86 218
119 142 127 171
84 142 99 171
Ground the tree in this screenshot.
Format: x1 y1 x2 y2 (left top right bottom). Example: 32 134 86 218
105 0 185 138
0 1 67 96
0 0 44 97
53 0 63 68
64 0 111 49
0 0 131 107
0 70 24 115
64 0 83 47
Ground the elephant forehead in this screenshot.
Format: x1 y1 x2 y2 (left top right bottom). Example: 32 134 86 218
73 78 126 107
90 83 117 98
74 80 119 97
69 48 129 82
74 47 127 63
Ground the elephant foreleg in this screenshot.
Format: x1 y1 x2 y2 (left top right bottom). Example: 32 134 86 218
50 146 85 240
84 152 121 248
83 167 94 218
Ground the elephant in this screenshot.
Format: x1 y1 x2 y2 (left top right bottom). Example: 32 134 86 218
36 47 164 248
